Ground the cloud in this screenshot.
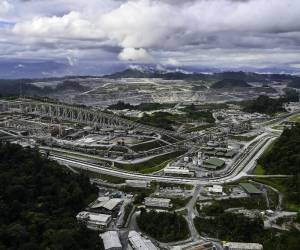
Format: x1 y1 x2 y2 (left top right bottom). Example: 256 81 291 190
165 58 180 66
1 0 300 73
118 47 151 61
0 0 12 16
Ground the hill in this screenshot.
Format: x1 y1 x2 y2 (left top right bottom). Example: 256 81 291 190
288 79 300 89
0 143 102 250
258 124 300 175
211 79 251 89
0 79 89 96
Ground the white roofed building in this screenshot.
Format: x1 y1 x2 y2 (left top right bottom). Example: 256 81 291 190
100 231 122 250
76 211 111 231
144 197 171 209
128 231 158 250
223 242 263 250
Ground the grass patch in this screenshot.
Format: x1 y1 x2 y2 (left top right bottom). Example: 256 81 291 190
170 197 192 210
185 123 215 132
252 178 300 211
130 140 167 152
115 150 185 173
253 164 266 175
78 169 125 184
229 135 257 141
288 114 300 123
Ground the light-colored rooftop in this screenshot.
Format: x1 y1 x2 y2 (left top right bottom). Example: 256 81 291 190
91 197 123 210
128 231 157 250
76 211 111 224
223 242 263 250
100 231 122 250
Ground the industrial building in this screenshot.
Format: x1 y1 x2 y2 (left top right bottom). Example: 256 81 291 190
76 211 111 231
126 179 151 188
164 165 194 177
89 197 123 216
144 197 171 209
239 183 262 195
100 231 122 250
223 242 263 250
128 231 158 250
203 158 225 170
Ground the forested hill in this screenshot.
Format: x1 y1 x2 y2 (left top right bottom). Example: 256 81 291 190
0 143 102 250
258 124 300 175
211 79 251 89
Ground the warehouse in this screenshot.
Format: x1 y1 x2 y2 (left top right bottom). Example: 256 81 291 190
100 231 122 250
89 197 123 216
76 211 111 231
164 166 194 177
223 242 263 250
126 179 151 188
128 231 158 250
239 183 262 195
203 158 225 170
144 197 171 209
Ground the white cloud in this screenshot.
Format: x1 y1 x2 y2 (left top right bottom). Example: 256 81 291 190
118 47 151 61
2 0 300 71
0 0 12 16
165 58 180 66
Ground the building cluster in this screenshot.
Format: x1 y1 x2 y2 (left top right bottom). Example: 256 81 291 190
76 196 124 231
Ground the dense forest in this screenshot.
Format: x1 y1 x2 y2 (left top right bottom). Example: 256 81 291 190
211 79 251 89
107 101 174 111
0 143 102 250
258 125 300 175
136 209 189 242
194 212 264 242
194 212 300 250
0 79 88 96
243 90 298 115
257 125 300 208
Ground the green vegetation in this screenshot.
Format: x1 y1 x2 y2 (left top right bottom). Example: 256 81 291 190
199 196 268 212
130 140 166 152
157 182 193 190
243 90 298 115
170 197 192 210
194 212 264 242
133 104 215 131
253 164 266 175
289 114 300 123
138 112 177 130
211 79 251 89
107 101 175 111
258 125 300 175
0 142 102 250
115 151 185 174
253 177 300 211
229 135 257 141
78 169 125 184
180 104 215 123
137 208 189 242
194 212 300 250
185 123 215 132
122 203 134 227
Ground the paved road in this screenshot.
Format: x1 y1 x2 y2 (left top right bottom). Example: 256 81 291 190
49 133 278 187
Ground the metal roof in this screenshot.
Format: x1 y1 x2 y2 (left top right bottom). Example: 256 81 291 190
128 231 157 250
240 183 262 194
100 231 122 250
204 158 225 167
224 242 263 250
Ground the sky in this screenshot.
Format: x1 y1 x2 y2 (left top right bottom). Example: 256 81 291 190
1 0 300 76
